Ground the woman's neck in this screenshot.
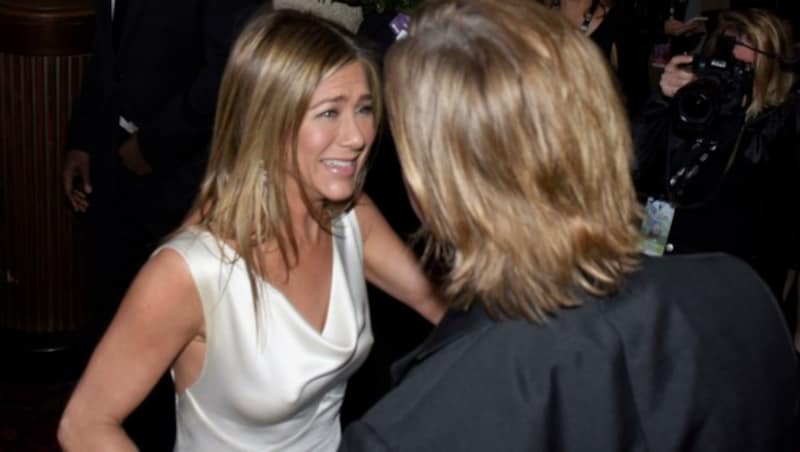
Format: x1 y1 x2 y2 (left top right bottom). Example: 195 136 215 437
285 180 328 245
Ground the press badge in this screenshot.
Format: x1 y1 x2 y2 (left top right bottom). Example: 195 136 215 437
640 197 675 257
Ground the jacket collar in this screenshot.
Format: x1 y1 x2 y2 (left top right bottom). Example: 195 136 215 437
390 302 494 384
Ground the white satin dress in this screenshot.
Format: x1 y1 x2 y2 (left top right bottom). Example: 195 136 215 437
156 210 373 451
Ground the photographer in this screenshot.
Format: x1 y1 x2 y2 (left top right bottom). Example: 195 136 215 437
633 8 799 304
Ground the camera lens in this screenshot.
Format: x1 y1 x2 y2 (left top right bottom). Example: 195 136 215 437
673 78 722 133
678 90 714 124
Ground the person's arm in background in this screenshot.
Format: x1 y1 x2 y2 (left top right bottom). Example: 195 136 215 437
663 16 707 38
631 54 695 192
62 0 111 211
771 91 800 307
357 194 446 325
127 0 260 175
641 0 704 40
635 0 674 42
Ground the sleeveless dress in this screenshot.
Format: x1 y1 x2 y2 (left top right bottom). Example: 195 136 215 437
156 210 374 451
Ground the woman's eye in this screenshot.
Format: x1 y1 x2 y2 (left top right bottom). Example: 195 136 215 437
357 104 374 115
320 110 338 119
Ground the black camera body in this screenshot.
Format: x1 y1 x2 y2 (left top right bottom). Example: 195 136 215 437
672 54 754 137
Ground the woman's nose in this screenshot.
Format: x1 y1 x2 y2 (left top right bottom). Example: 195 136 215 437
340 113 371 151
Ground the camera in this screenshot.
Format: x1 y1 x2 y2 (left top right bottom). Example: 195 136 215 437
672 41 754 137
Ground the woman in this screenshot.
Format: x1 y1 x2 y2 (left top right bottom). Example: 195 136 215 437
338 0 798 450
58 8 443 452
634 8 799 300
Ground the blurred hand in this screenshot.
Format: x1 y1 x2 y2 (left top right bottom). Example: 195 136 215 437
118 134 152 175
664 18 706 36
62 149 92 212
660 54 696 98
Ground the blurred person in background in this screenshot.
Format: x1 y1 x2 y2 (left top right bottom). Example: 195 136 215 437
634 8 799 318
60 0 260 449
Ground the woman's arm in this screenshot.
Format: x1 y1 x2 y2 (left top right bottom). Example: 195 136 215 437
630 54 696 191
58 249 204 451
356 195 445 325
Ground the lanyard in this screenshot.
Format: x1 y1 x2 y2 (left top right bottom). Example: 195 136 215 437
666 126 746 208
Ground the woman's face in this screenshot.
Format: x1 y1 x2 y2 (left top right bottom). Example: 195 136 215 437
290 61 375 205
732 35 757 65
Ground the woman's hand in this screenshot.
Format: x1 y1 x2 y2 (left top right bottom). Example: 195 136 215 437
660 54 696 98
664 17 707 37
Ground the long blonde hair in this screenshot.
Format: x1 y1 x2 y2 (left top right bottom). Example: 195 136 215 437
385 0 641 321
192 7 381 308
706 8 796 119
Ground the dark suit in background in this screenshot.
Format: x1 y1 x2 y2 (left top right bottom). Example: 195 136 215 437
64 0 260 449
341 253 799 451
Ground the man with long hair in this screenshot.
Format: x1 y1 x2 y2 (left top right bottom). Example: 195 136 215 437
340 1 798 450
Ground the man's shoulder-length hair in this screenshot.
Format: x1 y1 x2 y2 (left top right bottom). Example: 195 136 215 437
385 0 642 321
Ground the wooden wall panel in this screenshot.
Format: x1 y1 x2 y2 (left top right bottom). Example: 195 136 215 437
0 0 93 333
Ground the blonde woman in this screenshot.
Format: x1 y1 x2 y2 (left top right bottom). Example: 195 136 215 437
340 0 798 450
635 8 799 301
58 8 443 452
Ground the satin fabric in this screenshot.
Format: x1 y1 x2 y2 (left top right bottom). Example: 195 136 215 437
158 210 373 451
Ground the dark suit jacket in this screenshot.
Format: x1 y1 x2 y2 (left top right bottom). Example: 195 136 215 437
66 0 260 219
340 253 799 451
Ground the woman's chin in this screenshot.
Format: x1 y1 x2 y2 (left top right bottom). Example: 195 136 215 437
320 184 356 203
